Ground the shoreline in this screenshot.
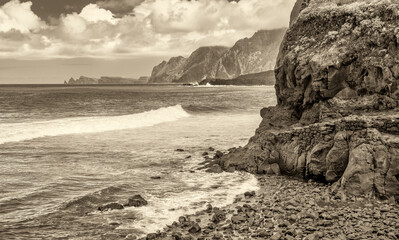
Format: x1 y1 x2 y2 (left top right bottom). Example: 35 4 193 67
140 173 399 240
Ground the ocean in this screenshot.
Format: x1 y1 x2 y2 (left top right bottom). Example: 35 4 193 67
0 85 276 239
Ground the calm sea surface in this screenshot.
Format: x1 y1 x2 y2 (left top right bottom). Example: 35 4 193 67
0 85 276 239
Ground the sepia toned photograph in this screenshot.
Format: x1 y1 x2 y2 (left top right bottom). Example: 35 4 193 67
0 0 398 239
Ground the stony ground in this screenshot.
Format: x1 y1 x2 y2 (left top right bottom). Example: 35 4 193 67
140 175 399 240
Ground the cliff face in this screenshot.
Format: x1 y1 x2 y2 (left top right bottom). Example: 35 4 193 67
148 47 229 83
176 46 230 83
220 0 399 201
211 29 286 79
148 56 187 83
149 28 286 83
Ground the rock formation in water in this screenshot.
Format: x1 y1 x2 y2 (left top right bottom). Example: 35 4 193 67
66 76 149 85
67 76 98 85
149 28 286 84
211 28 286 79
149 47 229 83
219 0 399 201
199 70 275 86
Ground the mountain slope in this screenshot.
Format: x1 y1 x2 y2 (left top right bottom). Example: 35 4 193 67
149 28 286 84
211 28 286 79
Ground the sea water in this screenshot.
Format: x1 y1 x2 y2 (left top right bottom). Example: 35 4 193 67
0 85 277 239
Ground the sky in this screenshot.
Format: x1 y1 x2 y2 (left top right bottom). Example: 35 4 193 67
0 0 296 83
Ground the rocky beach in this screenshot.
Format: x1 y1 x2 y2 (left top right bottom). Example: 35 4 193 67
140 174 399 240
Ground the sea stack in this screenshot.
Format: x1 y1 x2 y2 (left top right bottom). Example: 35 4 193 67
219 0 399 201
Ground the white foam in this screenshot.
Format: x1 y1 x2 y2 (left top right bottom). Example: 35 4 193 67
0 105 190 144
119 171 259 235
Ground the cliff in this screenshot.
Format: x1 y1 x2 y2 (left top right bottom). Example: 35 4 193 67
211 28 286 79
149 28 286 84
148 47 229 83
219 0 399 201
199 70 275 86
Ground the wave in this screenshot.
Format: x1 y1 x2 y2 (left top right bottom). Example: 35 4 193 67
0 105 190 144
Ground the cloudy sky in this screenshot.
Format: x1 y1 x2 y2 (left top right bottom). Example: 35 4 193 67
0 0 296 83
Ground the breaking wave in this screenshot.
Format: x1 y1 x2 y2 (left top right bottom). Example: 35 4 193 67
0 105 190 144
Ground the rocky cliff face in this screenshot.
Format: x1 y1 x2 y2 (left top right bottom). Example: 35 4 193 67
148 47 229 83
220 0 399 201
211 28 286 79
149 28 286 83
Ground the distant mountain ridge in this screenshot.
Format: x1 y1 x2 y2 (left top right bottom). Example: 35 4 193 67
149 28 287 84
65 76 149 85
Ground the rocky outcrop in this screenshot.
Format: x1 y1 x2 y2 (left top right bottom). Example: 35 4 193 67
149 28 286 84
220 0 399 201
199 70 275 86
211 28 286 79
67 76 98 85
148 47 229 83
66 76 149 85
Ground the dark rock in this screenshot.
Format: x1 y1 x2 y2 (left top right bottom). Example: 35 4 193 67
175 149 185 152
202 152 209 156
205 165 223 173
209 147 215 151
126 195 148 207
212 208 226 223
150 176 161 180
178 216 187 224
214 151 224 159
244 191 256 198
98 203 124 211
188 223 201 233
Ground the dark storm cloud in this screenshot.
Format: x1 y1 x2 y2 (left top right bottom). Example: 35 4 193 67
0 0 144 21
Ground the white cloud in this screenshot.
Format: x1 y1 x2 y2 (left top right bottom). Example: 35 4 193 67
0 0 45 33
79 3 118 24
0 0 296 59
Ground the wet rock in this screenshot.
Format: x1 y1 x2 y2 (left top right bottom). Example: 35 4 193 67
178 216 187 225
98 202 124 211
231 215 246 224
212 208 226 223
126 195 148 207
188 223 201 233
206 165 223 173
214 151 224 159
244 191 256 198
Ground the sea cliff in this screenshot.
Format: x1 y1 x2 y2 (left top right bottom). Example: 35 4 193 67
149 29 286 84
218 0 399 201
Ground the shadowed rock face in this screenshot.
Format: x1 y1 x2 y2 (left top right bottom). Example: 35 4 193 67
148 47 229 83
220 0 399 201
211 29 286 79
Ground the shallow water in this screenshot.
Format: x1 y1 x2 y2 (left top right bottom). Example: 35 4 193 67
0 85 276 239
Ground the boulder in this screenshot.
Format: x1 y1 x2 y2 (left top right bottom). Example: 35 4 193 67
98 203 124 211
126 195 148 207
